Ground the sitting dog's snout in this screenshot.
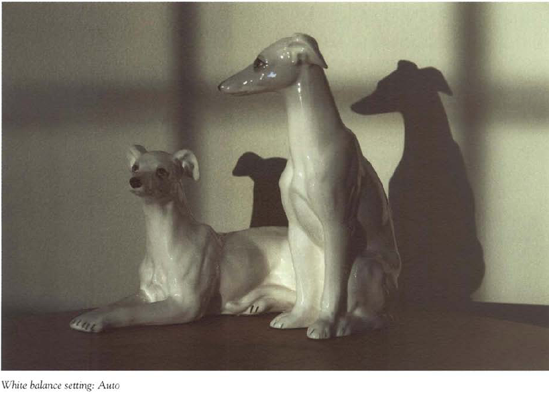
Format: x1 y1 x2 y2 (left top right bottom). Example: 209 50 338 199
218 77 243 95
129 177 142 189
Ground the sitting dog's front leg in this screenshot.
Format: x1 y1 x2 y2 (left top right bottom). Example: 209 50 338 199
270 224 324 329
70 296 204 333
307 223 355 339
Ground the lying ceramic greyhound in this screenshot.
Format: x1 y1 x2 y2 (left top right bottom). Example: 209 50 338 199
219 33 401 339
70 146 296 332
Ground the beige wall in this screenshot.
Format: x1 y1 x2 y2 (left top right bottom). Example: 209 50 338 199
476 4 549 304
3 3 182 313
3 3 548 314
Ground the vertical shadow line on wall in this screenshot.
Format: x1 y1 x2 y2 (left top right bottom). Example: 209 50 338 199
457 3 488 203
172 3 201 213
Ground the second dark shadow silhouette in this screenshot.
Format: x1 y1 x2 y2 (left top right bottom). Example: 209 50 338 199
232 152 288 228
351 60 485 309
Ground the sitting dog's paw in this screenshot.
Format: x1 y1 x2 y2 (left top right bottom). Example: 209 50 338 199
307 317 338 340
69 311 106 333
270 311 316 330
307 314 385 339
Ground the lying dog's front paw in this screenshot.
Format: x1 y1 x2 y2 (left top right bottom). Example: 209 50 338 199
69 312 106 333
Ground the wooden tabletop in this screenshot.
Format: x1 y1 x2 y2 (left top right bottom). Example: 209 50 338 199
2 309 548 370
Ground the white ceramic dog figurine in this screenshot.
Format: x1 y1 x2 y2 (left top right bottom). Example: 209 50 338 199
219 33 401 339
70 146 296 333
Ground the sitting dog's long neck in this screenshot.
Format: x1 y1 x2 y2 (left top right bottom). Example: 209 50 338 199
141 183 196 256
282 65 346 158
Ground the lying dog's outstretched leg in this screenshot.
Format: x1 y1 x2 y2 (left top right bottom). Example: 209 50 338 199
70 297 204 333
70 291 151 333
70 311 106 333
225 284 295 316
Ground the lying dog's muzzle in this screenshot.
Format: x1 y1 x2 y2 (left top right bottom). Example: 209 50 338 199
129 177 142 188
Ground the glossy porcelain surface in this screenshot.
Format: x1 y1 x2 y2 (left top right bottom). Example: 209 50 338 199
220 33 401 339
70 146 296 333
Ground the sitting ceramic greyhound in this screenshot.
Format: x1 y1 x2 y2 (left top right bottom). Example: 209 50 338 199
219 33 401 339
70 146 296 332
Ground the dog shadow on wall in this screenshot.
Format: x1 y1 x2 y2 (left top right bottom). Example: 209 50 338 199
352 60 485 309
232 152 288 228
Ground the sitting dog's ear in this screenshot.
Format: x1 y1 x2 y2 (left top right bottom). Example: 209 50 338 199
173 149 199 181
127 145 147 168
289 33 328 69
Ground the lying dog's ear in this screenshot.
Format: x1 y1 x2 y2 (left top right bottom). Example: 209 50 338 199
173 149 199 181
421 67 453 96
289 33 328 69
127 145 147 168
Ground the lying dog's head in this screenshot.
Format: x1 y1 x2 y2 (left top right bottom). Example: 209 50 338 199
218 33 328 96
351 60 452 115
127 145 199 201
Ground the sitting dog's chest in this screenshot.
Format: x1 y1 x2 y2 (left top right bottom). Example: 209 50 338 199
280 161 326 246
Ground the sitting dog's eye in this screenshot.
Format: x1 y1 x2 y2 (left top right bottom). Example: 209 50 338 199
131 164 139 172
253 57 266 70
156 168 169 178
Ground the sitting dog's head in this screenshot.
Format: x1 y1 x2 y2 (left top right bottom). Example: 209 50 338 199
218 33 328 96
127 145 199 200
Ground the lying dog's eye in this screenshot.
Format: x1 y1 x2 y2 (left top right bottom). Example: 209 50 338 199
156 168 169 178
131 164 139 172
253 57 266 70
